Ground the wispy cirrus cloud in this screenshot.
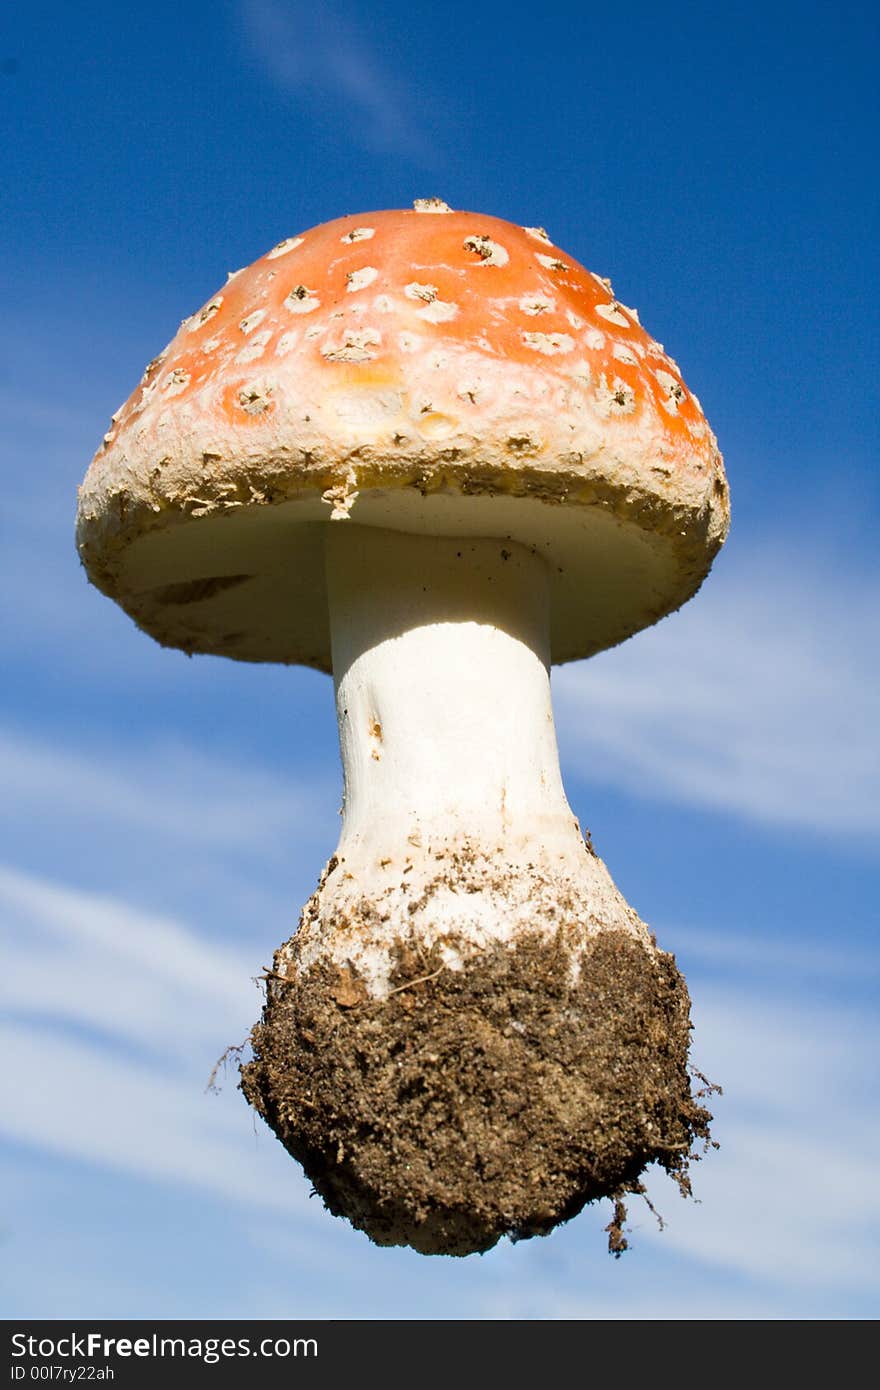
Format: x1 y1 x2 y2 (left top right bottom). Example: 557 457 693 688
0 724 333 857
241 0 436 161
625 1024 880 1297
0 863 315 1215
0 720 339 941
555 538 880 841
0 864 255 1063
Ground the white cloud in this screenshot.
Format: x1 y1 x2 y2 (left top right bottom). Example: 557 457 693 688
665 923 880 985
2 1022 276 1206
631 988 880 1291
554 538 880 839
241 0 434 160
0 863 256 1062
0 724 335 857
0 864 320 1219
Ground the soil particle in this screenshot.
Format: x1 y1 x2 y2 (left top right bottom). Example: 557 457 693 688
240 929 715 1256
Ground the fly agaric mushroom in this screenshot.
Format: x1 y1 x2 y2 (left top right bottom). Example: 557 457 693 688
77 200 729 1256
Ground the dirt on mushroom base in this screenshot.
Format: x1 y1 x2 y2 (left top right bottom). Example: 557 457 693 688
240 926 717 1257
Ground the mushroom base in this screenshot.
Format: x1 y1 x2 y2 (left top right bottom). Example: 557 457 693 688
240 929 715 1256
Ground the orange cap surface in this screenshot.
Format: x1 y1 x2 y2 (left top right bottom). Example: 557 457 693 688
103 203 718 459
77 201 729 669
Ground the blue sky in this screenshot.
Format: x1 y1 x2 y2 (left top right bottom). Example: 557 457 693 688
2 0 878 1319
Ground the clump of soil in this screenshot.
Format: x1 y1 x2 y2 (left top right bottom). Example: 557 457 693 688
240 930 715 1256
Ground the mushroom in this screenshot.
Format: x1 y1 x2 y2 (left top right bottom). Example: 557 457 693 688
77 201 729 1256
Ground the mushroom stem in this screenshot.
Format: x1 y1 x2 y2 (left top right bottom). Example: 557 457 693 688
293 523 644 996
239 524 714 1256
326 524 583 875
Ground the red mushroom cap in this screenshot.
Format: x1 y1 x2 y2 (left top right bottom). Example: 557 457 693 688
77 202 729 668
